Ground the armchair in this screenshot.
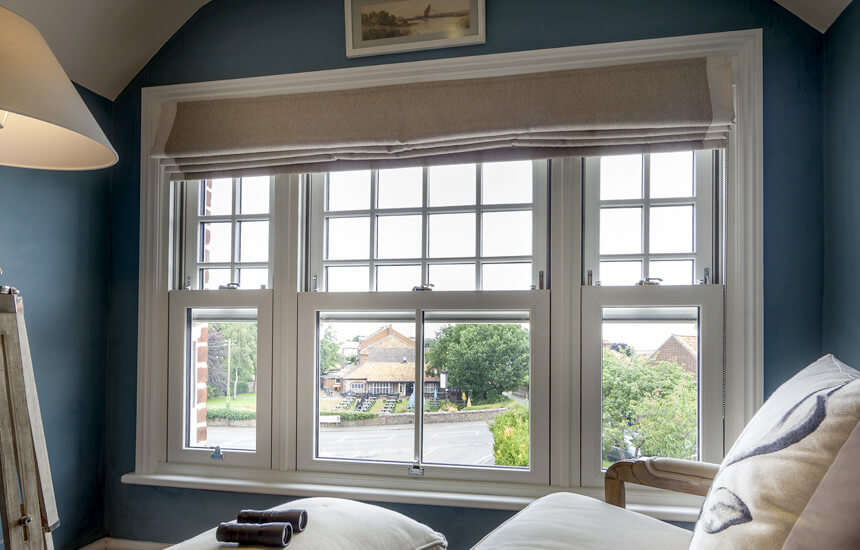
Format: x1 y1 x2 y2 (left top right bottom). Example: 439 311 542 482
603 457 718 508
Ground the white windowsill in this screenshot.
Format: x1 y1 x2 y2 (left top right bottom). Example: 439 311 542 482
121 471 702 522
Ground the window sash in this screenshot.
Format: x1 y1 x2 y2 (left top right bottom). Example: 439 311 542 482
296 290 550 484
579 284 724 487
308 161 549 292
182 177 276 290
582 151 715 286
167 289 274 468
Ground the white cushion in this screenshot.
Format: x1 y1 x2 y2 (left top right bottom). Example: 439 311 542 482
470 493 692 550
167 497 447 550
691 354 860 549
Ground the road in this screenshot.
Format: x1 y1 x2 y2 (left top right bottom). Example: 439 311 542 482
206 421 496 466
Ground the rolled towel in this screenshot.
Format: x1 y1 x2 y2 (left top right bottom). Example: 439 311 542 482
216 522 292 547
238 509 308 533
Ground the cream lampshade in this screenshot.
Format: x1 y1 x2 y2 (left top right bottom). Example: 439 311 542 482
0 6 117 170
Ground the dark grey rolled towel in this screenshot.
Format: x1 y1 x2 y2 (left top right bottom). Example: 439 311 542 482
216 522 292 547
238 509 308 533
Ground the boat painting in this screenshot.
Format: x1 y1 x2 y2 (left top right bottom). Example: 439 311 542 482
359 0 471 41
346 0 484 58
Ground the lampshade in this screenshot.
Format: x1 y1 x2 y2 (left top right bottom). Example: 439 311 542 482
0 7 117 170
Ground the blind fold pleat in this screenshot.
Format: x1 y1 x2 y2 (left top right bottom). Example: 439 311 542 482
154 56 734 180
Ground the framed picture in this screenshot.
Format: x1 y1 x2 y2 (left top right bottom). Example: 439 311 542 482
345 0 485 58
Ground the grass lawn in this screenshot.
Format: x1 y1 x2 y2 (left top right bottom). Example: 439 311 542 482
464 397 515 411
207 393 257 410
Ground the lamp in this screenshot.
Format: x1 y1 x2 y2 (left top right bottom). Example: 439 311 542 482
0 6 117 170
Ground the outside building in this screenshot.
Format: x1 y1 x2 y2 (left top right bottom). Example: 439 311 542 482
342 325 441 396
650 334 698 377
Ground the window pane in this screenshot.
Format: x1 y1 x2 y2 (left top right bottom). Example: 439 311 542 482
482 211 532 257
325 266 369 292
428 164 476 206
600 155 642 200
200 222 232 263
599 261 642 286
239 221 269 262
376 265 421 291
482 161 533 204
429 263 475 291
200 268 231 290
423 315 531 468
239 268 269 289
377 215 422 259
429 213 475 258
600 307 698 466
188 309 258 451
649 260 694 285
378 167 423 209
327 171 370 211
650 151 693 198
317 315 416 463
327 217 370 260
240 176 270 214
201 179 232 216
482 262 532 290
599 207 642 254
650 205 693 253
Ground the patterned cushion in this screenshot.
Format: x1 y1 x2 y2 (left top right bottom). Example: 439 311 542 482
690 355 860 549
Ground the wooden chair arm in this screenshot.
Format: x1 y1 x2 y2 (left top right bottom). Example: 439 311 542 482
604 458 718 508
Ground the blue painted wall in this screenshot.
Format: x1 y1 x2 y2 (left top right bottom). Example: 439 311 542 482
0 85 112 548
823 3 860 368
104 0 825 547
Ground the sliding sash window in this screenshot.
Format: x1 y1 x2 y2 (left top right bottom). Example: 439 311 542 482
296 291 550 483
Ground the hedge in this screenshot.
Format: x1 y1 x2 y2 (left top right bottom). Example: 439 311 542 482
320 411 379 421
490 405 529 467
207 407 256 421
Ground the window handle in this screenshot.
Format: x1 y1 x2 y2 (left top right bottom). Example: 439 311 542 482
412 283 434 292
211 446 225 460
637 278 663 286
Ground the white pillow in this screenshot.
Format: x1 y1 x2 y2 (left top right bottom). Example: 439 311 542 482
168 497 447 550
690 354 860 549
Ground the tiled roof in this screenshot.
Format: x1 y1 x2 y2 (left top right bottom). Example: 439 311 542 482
343 361 439 383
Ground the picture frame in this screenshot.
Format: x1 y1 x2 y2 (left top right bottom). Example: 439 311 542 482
345 0 485 58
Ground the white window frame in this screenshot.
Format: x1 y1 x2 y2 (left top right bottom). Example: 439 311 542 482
308 162 548 292
182 177 276 290
582 151 715 286
580 285 724 487
296 290 550 485
167 289 274 468
132 30 763 519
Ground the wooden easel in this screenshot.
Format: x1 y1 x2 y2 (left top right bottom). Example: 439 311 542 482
0 284 59 550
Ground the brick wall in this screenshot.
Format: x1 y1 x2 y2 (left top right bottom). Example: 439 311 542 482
192 323 209 444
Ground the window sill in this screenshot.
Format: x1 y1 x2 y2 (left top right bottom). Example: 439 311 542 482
121 470 702 522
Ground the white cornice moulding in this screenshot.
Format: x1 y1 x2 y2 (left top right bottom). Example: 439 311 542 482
79 538 169 550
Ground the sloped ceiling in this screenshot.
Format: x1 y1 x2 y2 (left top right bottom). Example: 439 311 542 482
774 0 852 32
0 0 852 100
0 0 213 99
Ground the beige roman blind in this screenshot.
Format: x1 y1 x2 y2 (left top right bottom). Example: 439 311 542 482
154 56 734 180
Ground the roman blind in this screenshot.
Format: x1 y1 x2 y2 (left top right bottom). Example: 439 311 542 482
153 56 733 180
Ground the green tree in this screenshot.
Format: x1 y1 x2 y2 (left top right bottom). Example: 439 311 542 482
632 381 697 459
207 321 257 399
319 326 341 375
601 348 697 461
426 324 529 403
